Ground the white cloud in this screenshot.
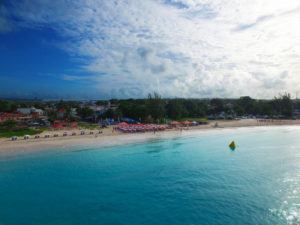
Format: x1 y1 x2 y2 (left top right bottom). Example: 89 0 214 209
2 0 300 98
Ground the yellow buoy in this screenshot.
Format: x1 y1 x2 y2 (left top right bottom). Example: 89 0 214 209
229 141 236 150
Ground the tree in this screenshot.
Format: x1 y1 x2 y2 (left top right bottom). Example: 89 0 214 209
166 99 186 119
118 100 146 120
0 100 17 112
77 107 94 119
209 98 224 114
146 92 165 122
272 93 293 117
0 120 17 130
237 96 255 115
184 100 206 117
96 100 108 106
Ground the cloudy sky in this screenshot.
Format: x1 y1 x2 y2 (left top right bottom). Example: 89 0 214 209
0 0 300 99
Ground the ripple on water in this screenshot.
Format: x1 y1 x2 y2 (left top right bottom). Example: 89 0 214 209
271 173 300 224
1 126 300 225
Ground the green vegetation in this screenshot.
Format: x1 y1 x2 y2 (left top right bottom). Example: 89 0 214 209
0 100 17 112
77 107 94 119
0 120 46 138
78 122 99 129
0 128 44 138
106 92 295 122
0 92 298 127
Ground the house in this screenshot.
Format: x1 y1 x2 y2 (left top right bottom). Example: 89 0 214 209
17 108 32 115
53 120 67 129
32 108 44 116
0 112 29 122
89 105 107 116
17 107 44 116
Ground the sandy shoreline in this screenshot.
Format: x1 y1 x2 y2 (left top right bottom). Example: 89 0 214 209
1 119 300 157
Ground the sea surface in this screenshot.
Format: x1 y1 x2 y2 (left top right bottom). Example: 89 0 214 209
1 126 300 225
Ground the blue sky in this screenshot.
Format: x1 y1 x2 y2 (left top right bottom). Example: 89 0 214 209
0 0 300 99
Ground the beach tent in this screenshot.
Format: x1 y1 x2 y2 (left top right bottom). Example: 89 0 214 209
181 121 192 126
170 120 181 127
170 121 180 126
118 122 129 127
24 135 30 140
11 136 17 141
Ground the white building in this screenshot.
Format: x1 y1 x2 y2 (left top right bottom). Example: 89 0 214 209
17 107 44 116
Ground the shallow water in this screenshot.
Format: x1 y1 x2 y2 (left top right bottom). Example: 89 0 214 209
1 126 300 225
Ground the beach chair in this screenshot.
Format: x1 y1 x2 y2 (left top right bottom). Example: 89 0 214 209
11 136 17 141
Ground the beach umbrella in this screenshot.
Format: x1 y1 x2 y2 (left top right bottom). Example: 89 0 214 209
170 121 180 125
182 120 192 126
118 122 128 127
24 135 30 140
11 136 17 141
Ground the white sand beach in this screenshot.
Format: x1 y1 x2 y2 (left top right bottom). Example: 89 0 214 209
1 119 300 156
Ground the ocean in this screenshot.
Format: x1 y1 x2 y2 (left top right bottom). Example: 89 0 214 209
0 126 300 225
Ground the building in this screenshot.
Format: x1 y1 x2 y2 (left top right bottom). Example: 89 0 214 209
17 107 44 116
52 120 67 129
32 108 44 116
0 112 30 122
17 108 32 115
89 105 107 116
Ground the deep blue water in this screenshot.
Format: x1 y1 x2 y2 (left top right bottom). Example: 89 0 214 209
1 127 300 225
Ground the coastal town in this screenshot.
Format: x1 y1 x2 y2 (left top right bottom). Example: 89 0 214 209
2 1 300 224
1 93 300 142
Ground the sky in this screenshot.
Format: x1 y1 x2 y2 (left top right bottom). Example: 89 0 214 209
0 0 300 99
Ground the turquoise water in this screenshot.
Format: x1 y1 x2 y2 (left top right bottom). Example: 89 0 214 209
1 127 300 225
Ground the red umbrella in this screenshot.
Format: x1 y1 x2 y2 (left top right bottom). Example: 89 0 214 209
181 120 191 125
170 121 180 125
118 122 128 127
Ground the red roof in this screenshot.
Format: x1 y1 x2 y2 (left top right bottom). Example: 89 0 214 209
0 112 23 119
53 120 67 128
